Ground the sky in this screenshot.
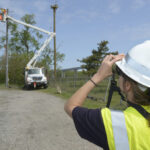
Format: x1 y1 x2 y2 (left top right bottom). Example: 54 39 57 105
0 0 150 69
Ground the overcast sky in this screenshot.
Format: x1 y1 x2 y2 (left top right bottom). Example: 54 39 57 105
0 0 150 69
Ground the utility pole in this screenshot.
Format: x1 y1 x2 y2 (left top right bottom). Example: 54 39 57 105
5 9 9 88
51 4 58 80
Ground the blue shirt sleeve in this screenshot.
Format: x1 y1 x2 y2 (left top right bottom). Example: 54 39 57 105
72 106 109 150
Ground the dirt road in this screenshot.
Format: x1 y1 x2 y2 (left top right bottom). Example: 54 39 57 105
0 89 102 150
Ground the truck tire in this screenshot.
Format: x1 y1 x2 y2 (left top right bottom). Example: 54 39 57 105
44 85 48 89
25 85 30 90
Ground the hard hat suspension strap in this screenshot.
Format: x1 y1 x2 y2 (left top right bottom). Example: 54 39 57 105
106 74 125 108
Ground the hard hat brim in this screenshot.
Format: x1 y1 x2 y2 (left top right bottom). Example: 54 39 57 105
116 58 150 88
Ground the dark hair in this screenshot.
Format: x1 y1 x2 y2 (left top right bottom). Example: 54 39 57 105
116 66 150 126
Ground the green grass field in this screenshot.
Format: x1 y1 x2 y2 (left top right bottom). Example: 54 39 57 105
0 75 127 110
42 77 127 110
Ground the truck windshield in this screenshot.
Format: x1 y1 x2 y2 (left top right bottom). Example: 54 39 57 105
28 69 40 74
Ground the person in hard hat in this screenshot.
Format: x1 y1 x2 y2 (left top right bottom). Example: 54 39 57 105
64 40 150 150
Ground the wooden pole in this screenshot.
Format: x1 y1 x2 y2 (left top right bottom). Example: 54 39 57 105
5 9 9 88
51 4 58 80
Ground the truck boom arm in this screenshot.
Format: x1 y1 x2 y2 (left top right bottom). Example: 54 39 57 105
5 14 55 68
27 33 55 68
7 16 52 35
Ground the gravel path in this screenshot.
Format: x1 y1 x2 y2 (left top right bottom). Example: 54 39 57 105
0 89 102 150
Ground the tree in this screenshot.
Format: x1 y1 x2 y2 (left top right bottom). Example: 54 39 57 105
78 40 118 75
20 14 43 56
0 14 43 85
36 47 65 70
8 53 28 85
0 55 6 83
0 14 43 57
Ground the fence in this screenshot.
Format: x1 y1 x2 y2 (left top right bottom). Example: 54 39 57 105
48 68 126 110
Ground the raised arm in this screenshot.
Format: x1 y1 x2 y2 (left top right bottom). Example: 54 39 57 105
64 54 124 118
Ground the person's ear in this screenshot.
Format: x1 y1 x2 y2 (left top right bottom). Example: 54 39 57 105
124 80 132 92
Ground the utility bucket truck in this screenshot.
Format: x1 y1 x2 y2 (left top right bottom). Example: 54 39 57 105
1 9 55 89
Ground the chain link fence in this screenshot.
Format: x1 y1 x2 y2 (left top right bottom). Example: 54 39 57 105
49 69 109 100
48 69 126 110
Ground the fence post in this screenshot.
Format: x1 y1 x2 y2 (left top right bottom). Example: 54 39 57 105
74 69 78 88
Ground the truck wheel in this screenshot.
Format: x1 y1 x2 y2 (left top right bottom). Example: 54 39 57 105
25 85 30 90
44 85 48 89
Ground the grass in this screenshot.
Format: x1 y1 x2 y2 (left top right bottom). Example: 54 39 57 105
41 79 127 110
0 77 127 110
0 83 24 90
0 84 7 89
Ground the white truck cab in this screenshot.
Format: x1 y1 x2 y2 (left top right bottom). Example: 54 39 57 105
25 67 48 89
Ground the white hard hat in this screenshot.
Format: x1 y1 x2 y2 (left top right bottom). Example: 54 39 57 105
116 40 150 88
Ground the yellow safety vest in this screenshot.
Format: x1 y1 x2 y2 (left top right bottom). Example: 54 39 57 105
101 106 150 150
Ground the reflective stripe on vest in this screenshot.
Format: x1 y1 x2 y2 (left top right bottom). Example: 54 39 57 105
111 110 130 150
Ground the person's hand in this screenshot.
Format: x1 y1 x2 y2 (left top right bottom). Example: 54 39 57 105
92 54 125 84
